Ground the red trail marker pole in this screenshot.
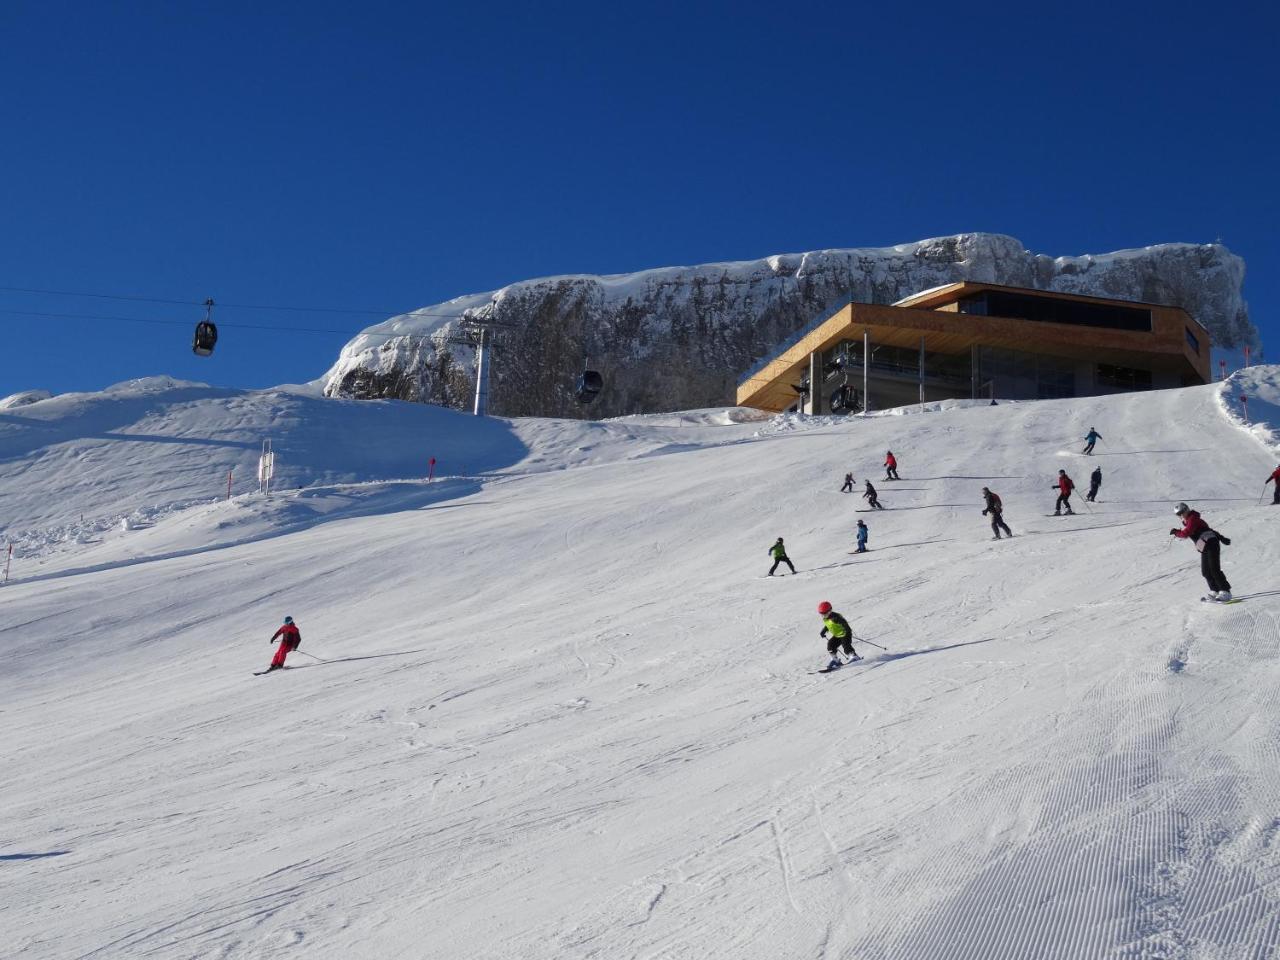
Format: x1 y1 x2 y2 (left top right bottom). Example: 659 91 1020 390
1240 394 1249 424
1219 359 1227 381
428 457 437 483
1244 345 1252 368
226 470 233 500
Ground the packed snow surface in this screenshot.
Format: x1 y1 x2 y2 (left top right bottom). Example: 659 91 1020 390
4 371 1280 958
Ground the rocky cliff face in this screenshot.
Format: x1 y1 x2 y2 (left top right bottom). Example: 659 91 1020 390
321 233 1253 418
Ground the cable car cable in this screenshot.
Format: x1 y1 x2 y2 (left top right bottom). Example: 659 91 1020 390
0 306 503 345
0 283 471 319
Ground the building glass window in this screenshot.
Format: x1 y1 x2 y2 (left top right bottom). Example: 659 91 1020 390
1185 327 1201 354
966 291 1153 332
979 346 1076 399
1097 363 1153 391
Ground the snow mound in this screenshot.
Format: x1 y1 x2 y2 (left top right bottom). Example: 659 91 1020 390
0 389 52 409
1217 365 1280 458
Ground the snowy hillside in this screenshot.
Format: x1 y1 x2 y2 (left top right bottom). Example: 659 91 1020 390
4 370 1280 958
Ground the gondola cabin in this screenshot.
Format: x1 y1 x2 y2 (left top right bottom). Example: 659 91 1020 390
192 320 218 357
575 370 603 404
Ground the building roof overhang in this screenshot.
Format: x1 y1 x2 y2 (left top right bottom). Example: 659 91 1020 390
891 280 1195 312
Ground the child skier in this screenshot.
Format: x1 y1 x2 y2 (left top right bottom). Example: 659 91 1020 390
841 472 855 493
982 487 1013 539
863 480 884 509
884 451 899 480
1266 465 1280 505
855 519 869 552
817 600 859 669
266 616 301 672
1052 470 1075 515
1170 503 1233 601
767 537 796 576
1087 466 1102 502
1082 428 1103 455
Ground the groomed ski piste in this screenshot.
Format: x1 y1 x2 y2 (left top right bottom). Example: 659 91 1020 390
4 367 1280 959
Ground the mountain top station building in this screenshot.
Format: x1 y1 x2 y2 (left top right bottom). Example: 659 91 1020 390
736 282 1212 414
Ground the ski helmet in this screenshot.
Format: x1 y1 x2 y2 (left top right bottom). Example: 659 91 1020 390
1174 503 1190 516
284 616 294 624
817 601 832 615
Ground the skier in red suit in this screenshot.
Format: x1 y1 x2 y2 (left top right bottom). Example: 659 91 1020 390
267 616 301 672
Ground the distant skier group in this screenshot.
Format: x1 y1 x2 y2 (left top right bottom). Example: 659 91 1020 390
772 424 1275 671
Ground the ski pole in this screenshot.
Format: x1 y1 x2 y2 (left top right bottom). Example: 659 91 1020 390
851 634 887 650
295 649 329 663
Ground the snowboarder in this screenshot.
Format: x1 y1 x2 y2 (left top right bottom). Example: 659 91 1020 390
1052 470 1075 515
884 451 899 480
266 616 301 672
841 472 855 493
1170 503 1233 601
863 480 884 510
1087 466 1102 502
855 519 869 552
982 487 1013 539
817 600 858 669
767 537 796 576
1082 428 1103 455
1266 465 1280 505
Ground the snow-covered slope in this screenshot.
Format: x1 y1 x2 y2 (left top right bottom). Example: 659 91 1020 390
4 370 1280 959
321 233 1255 418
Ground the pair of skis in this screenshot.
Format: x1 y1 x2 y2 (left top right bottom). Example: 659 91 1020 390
817 654 863 674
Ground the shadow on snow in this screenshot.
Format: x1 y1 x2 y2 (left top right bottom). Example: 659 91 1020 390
0 851 70 861
863 638 996 669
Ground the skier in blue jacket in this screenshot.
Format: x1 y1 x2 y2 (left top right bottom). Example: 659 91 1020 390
1083 428 1103 455
855 520 869 553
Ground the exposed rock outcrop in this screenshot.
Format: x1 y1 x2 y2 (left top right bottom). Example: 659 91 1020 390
321 233 1253 417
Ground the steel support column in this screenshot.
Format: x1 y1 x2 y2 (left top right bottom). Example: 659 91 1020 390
863 329 870 416
919 336 925 405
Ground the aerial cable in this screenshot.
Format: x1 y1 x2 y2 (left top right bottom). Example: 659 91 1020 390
0 283 478 319
0 306 487 345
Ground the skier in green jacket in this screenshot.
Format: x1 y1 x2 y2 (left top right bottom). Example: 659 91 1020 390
767 537 796 576
817 600 858 668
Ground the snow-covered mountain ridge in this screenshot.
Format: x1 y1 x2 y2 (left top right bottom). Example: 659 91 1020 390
322 233 1254 418
4 370 1280 958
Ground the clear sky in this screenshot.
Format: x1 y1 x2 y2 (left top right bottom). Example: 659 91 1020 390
1 0 1275 398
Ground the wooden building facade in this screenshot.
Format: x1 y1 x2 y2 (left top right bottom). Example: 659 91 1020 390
736 282 1212 414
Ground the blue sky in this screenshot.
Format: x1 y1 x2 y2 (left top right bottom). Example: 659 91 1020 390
1 0 1275 398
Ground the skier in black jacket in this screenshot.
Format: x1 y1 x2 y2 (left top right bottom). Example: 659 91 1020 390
1087 467 1102 502
863 481 884 510
982 487 1013 539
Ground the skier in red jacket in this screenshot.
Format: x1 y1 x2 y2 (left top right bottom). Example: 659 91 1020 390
1267 465 1280 505
266 616 301 672
884 451 899 480
1052 470 1075 515
1170 503 1232 601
